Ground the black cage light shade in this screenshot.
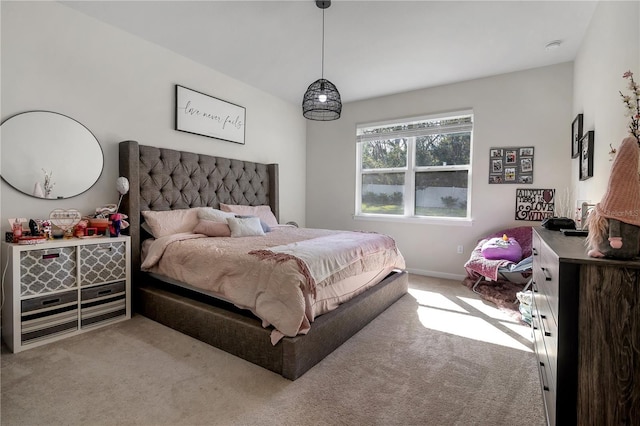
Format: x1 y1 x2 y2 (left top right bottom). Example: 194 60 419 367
302 0 342 121
302 78 342 121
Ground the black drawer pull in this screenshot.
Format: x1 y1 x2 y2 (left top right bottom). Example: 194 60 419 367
541 267 552 281
540 314 552 337
539 361 550 391
42 253 60 260
42 298 60 305
97 289 113 295
532 247 538 256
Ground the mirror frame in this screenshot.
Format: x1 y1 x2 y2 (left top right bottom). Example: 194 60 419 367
0 111 104 200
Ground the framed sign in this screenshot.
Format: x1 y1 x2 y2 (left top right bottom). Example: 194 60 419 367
488 146 534 184
175 85 246 144
515 188 555 221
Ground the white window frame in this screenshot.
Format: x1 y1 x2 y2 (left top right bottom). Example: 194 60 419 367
355 110 473 225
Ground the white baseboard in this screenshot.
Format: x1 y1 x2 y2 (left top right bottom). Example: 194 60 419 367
405 268 466 281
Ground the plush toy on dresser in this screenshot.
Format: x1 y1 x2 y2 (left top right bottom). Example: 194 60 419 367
586 136 640 259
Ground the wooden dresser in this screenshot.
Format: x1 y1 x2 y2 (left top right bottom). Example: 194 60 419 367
531 227 640 425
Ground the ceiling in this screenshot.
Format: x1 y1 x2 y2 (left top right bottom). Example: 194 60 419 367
61 1 598 105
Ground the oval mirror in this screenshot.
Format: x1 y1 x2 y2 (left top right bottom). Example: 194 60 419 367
0 111 104 199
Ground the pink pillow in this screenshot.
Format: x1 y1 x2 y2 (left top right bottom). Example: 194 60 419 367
481 237 522 262
219 203 278 227
193 220 231 237
141 208 202 238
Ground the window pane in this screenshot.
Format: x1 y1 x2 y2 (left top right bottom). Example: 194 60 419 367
415 171 468 217
416 132 470 167
361 173 404 214
361 139 407 169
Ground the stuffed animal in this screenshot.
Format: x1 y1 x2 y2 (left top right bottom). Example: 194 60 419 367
586 136 640 259
586 209 640 258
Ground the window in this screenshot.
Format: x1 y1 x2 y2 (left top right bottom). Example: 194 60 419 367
356 111 472 220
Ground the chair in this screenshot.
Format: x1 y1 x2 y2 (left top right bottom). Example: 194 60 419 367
463 226 533 294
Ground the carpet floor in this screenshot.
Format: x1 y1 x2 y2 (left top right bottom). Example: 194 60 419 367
461 276 529 322
1 274 546 426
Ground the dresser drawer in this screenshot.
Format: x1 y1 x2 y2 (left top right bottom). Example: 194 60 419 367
532 295 557 426
80 281 126 328
21 289 78 344
19 247 77 296
537 349 557 426
533 245 559 321
533 291 558 383
80 242 126 285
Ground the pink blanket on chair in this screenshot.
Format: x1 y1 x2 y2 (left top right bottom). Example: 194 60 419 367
464 226 532 281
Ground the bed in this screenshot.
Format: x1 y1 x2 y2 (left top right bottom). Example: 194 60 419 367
119 140 408 380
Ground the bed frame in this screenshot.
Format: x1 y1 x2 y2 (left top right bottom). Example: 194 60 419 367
119 140 408 380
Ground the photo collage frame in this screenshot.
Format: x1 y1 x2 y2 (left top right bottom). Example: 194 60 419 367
488 146 534 184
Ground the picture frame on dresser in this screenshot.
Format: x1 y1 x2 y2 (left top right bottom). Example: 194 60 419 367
579 130 594 181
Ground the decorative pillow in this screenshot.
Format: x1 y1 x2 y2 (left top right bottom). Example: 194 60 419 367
198 208 235 223
234 215 271 232
481 237 523 263
226 216 265 237
141 221 154 236
219 203 278 227
141 208 202 238
193 220 231 237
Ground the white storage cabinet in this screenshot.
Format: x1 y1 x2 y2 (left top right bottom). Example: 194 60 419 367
1 236 131 353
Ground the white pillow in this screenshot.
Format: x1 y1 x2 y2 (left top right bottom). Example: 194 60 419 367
226 216 265 237
198 208 235 223
219 203 278 227
141 207 202 238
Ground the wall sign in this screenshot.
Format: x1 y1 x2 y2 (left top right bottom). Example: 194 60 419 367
515 188 555 221
489 146 534 184
175 85 246 144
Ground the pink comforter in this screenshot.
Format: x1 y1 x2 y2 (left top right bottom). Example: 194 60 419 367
141 227 405 344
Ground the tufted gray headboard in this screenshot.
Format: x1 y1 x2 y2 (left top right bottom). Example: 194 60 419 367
118 140 279 277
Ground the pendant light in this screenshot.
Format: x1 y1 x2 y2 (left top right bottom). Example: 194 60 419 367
302 0 342 121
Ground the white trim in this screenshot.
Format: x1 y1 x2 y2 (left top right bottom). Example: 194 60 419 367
406 268 467 281
356 109 473 130
353 214 473 226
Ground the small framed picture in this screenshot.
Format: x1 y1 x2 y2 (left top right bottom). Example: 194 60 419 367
572 114 583 159
490 148 503 158
579 130 594 181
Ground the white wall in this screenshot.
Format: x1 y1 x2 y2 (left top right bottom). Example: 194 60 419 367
572 0 640 206
306 63 573 278
1 1 307 237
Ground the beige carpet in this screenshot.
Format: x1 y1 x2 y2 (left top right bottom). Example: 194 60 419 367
1 275 545 425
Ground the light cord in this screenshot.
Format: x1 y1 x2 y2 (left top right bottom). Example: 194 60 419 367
321 8 325 79
1 252 9 311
